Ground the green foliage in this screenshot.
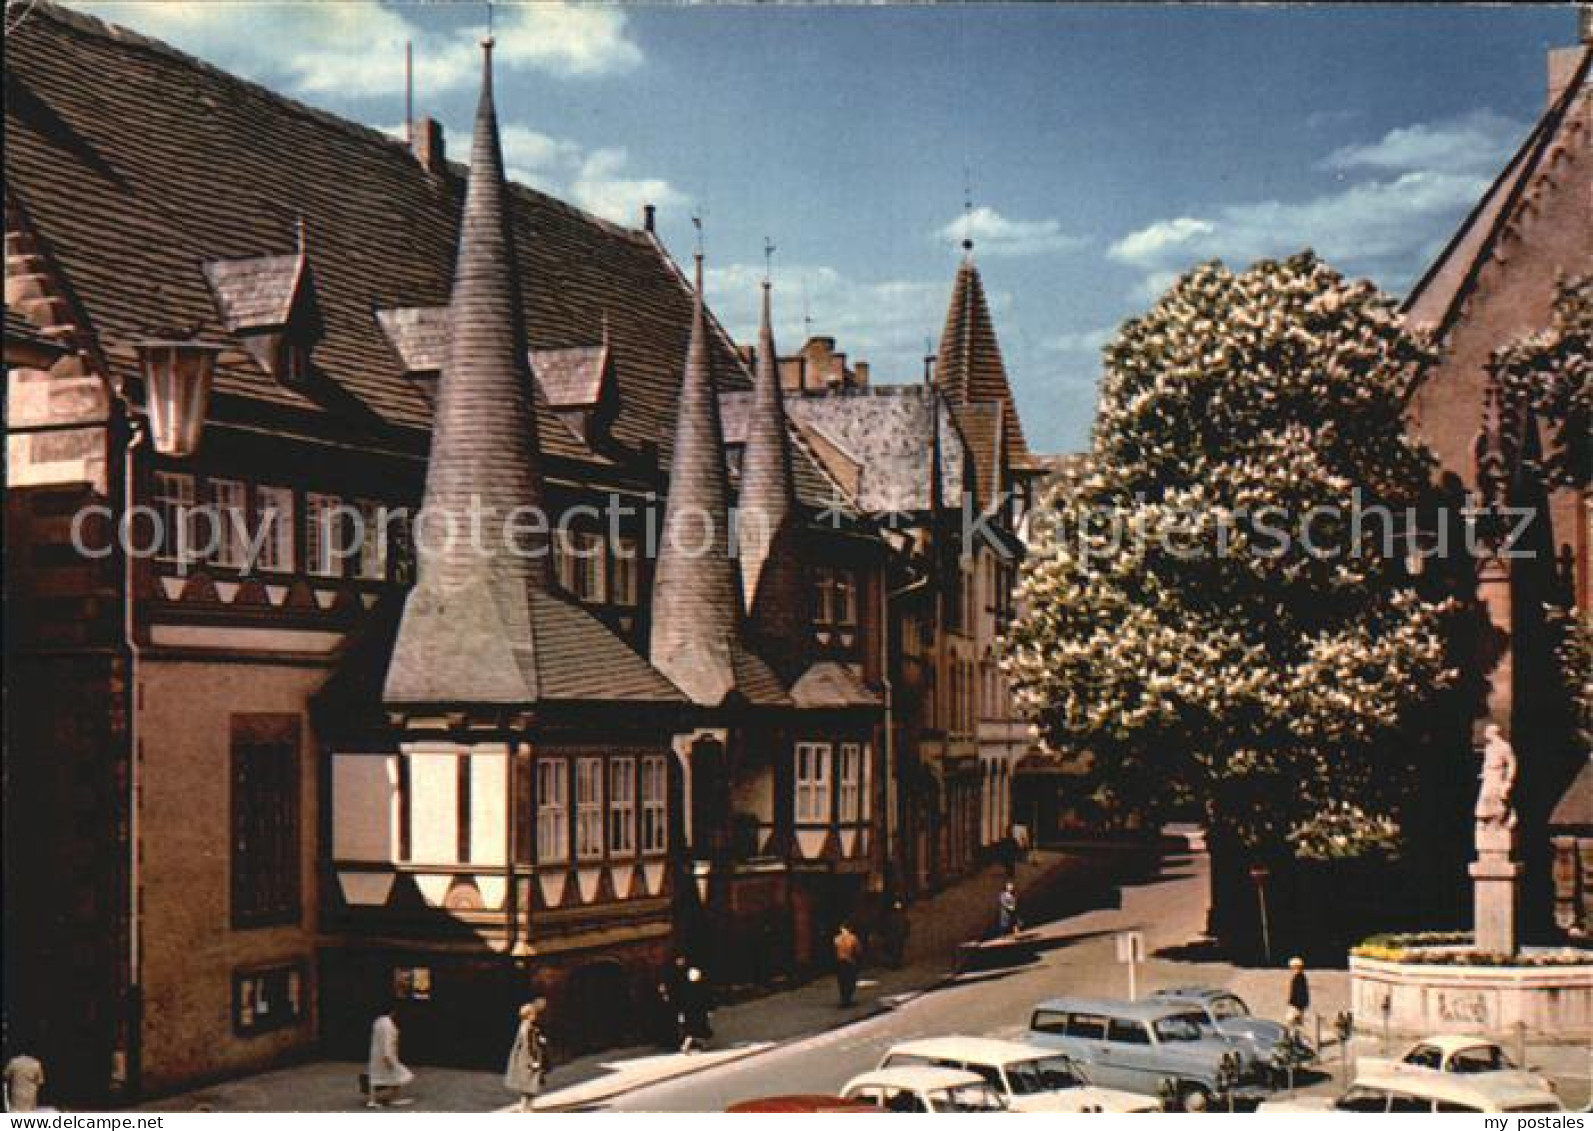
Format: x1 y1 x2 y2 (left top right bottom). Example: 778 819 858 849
1003 252 1458 860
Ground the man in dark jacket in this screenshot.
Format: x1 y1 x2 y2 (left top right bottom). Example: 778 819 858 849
1286 956 1310 1029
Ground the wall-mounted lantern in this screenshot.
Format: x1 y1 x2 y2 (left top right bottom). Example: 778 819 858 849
135 338 223 457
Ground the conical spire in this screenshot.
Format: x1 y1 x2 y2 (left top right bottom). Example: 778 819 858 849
649 255 745 705
936 256 1030 463
385 38 548 705
736 278 799 611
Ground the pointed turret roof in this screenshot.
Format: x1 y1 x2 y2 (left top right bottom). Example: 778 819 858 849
385 41 679 708
736 279 799 610
935 251 1033 478
650 257 787 707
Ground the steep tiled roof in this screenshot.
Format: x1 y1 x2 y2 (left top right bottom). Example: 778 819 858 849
3 2 757 470
935 255 1033 468
778 386 969 517
649 258 787 707
384 42 678 708
1403 47 1592 341
949 401 1002 512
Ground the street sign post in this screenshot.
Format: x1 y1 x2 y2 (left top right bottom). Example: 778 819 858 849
1116 930 1145 1000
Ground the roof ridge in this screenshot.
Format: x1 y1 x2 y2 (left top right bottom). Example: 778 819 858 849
1403 45 1592 337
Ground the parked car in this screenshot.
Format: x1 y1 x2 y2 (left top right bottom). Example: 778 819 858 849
1257 1067 1564 1114
725 1094 883 1113
876 1036 1161 1112
1027 996 1273 1110
1148 986 1315 1069
840 1066 1009 1113
1359 1035 1551 1090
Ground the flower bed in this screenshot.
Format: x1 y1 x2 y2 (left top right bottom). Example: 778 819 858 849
1352 932 1592 966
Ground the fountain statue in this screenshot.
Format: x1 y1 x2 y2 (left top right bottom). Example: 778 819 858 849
1470 724 1522 955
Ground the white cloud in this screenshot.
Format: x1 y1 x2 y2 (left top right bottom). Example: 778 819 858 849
1106 110 1524 300
70 1 642 97
935 206 1085 258
570 148 688 225
1324 109 1522 177
1109 218 1214 266
494 4 642 78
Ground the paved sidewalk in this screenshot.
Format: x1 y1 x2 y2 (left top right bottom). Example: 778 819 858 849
136 847 1126 1112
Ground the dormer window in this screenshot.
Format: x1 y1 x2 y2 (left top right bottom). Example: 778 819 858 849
204 252 323 392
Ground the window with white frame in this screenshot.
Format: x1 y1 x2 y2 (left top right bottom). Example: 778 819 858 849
810 567 835 624
536 759 568 864
608 757 636 855
640 755 667 854
572 531 606 603
355 499 388 581
575 757 603 859
305 493 344 578
210 478 248 570
254 485 295 573
611 537 639 607
152 471 196 563
838 742 862 823
795 742 832 824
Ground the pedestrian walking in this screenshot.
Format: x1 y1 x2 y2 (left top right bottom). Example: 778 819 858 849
678 966 712 1053
503 999 549 1112
998 832 1019 879
1286 956 1311 1029
4 1054 45 1113
834 922 862 1006
366 1003 415 1108
997 881 1021 936
882 899 910 969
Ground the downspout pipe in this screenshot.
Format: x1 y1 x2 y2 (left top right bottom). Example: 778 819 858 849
118 409 147 1100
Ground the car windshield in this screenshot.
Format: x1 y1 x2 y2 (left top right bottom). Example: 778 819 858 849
1153 1013 1207 1042
929 1083 1008 1112
1209 995 1249 1020
1005 1056 1084 1095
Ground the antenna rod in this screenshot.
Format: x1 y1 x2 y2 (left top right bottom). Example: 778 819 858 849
404 40 413 147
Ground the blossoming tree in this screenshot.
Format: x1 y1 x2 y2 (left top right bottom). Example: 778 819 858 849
1003 252 1462 945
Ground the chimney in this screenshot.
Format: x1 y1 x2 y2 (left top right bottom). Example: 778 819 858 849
642 203 656 233
411 117 446 172
854 360 870 387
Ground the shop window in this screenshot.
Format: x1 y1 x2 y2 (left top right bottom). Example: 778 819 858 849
233 963 304 1036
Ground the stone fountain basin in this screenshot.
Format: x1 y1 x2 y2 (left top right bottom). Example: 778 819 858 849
1351 950 1593 1039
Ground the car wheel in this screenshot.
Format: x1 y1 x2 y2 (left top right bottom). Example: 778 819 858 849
1178 1086 1212 1112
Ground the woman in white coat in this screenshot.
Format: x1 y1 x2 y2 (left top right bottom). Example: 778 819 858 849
504 999 549 1112
366 1005 415 1108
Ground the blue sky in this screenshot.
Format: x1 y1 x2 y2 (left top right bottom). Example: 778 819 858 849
71 3 1579 452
